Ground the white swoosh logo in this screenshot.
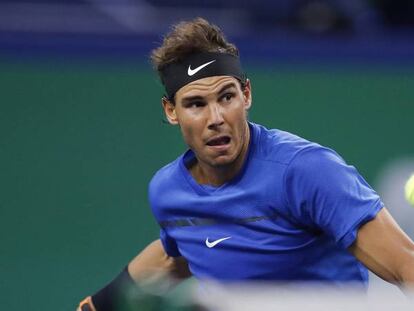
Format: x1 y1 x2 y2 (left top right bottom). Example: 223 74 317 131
205 236 231 248
188 60 216 76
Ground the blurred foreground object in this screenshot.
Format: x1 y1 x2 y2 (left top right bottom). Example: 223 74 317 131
113 277 204 311
194 282 414 311
89 277 414 311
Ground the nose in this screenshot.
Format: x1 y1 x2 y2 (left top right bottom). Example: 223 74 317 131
207 103 224 130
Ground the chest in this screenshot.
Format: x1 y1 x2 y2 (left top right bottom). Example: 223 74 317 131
159 175 319 280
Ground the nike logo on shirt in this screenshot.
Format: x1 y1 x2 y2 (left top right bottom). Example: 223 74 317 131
205 236 231 248
187 60 216 76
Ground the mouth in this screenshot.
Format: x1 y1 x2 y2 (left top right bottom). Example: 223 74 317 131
206 135 231 147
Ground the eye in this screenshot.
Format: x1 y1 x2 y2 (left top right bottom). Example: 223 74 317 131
187 101 205 108
221 92 235 102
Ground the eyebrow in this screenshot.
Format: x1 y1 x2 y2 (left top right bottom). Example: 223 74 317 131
181 82 237 103
217 82 237 95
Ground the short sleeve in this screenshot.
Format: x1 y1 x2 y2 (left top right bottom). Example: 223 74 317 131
284 147 384 249
160 228 182 257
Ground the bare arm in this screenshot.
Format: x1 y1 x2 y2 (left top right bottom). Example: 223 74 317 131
77 240 191 311
128 239 191 283
348 207 414 287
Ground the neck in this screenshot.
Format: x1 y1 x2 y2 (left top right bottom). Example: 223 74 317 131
190 123 251 187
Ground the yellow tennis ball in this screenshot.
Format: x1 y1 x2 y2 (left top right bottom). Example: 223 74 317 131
405 174 414 206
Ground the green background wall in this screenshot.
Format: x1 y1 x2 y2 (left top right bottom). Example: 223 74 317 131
1 61 413 310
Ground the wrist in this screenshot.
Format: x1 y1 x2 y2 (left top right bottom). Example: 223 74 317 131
78 296 96 311
91 266 136 311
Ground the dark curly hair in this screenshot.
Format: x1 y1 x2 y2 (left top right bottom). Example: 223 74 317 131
150 17 239 73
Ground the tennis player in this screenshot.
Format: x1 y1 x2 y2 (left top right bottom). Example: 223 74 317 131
77 18 414 311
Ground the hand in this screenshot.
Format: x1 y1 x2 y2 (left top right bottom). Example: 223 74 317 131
77 296 96 311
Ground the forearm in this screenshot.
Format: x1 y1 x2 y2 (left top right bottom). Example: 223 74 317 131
77 240 190 311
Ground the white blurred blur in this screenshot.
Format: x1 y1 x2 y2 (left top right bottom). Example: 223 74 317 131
193 281 414 311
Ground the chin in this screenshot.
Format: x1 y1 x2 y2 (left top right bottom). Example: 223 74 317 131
209 154 237 167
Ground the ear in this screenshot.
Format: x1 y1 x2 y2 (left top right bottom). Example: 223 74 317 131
243 79 252 110
162 97 178 125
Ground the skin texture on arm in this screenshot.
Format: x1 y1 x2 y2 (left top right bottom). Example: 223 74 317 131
128 239 191 284
349 207 414 289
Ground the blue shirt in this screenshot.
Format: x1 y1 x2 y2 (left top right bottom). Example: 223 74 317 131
149 122 383 285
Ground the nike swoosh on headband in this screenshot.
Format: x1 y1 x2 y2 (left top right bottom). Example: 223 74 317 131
187 60 216 76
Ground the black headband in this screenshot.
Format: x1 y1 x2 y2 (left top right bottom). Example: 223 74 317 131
159 52 246 100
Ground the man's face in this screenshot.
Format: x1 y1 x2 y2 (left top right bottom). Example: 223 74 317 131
163 76 252 168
